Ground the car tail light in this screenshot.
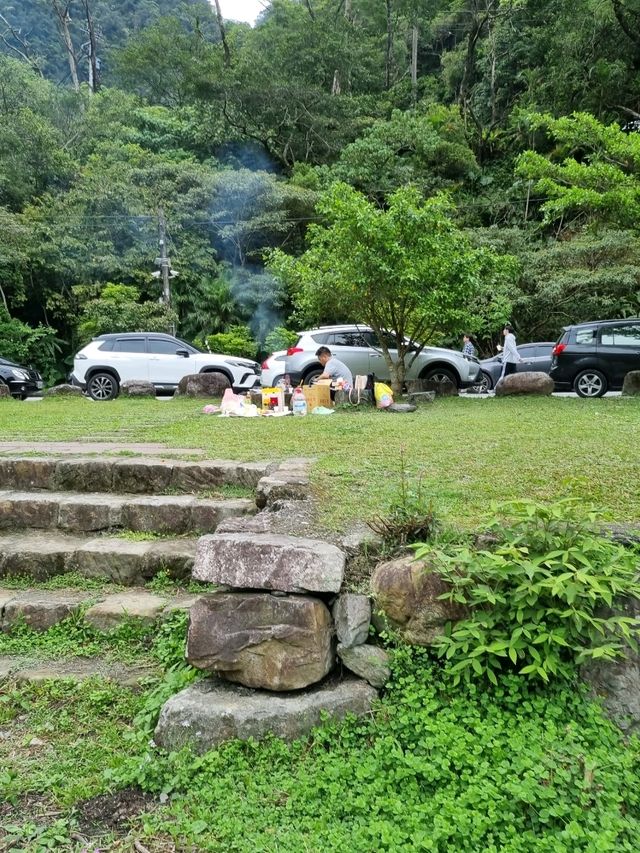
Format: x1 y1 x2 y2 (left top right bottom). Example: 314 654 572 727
75 353 88 360
261 359 270 369
552 343 567 356
286 347 304 356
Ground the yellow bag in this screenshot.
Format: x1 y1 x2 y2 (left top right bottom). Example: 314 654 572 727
374 382 393 408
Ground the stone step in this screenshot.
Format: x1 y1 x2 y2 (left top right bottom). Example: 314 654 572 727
193 532 346 594
0 586 199 633
0 456 273 494
0 654 158 687
0 531 197 585
0 490 256 535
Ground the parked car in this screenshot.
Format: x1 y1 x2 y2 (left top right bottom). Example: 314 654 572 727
0 356 43 399
265 325 480 389
71 332 261 401
472 342 556 392
260 350 288 387
549 318 640 397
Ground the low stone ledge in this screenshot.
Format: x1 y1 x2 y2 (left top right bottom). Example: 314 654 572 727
154 676 378 753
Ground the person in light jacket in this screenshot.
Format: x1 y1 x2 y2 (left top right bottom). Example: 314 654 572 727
500 324 522 379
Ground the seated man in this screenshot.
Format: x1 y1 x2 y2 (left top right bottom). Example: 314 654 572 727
315 346 353 391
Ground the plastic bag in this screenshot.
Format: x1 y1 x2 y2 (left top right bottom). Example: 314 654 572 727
374 382 393 408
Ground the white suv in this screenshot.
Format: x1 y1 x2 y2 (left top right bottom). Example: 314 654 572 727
262 325 480 389
71 333 261 400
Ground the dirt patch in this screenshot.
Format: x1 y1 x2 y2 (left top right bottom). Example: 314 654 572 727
75 788 155 836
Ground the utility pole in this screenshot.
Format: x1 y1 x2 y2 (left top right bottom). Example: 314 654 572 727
156 208 177 336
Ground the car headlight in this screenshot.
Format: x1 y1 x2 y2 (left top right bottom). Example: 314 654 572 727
11 369 29 380
226 360 250 368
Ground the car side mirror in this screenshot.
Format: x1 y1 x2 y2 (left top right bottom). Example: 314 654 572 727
176 349 190 358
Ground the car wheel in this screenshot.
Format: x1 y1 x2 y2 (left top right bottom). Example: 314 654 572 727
471 371 492 393
423 368 458 388
87 372 119 401
302 368 323 386
574 369 607 398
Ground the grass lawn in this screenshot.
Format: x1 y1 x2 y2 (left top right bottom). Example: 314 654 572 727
2 393 640 851
0 394 638 530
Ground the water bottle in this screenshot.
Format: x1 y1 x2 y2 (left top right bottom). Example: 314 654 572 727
292 386 307 416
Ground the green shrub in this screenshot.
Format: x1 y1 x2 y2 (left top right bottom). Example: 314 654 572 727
0 307 61 381
414 499 640 685
264 325 298 353
204 325 258 359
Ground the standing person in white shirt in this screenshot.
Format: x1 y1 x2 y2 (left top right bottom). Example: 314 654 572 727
500 324 522 380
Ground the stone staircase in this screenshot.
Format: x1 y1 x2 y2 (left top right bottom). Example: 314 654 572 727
0 452 277 684
1 450 385 742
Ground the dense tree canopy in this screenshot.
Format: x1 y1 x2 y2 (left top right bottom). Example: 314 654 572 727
1 0 640 378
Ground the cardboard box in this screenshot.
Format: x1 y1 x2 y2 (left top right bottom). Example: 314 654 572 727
304 383 332 410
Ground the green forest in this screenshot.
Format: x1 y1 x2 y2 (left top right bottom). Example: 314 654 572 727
2 0 640 381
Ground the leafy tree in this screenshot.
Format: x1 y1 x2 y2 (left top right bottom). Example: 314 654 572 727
264 325 297 353
75 282 176 341
516 111 640 232
270 181 514 394
320 106 478 202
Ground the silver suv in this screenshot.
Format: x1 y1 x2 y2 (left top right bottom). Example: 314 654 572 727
71 333 261 400
263 325 480 389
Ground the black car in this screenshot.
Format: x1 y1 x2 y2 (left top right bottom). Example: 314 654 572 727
549 318 640 397
0 356 44 399
472 343 556 392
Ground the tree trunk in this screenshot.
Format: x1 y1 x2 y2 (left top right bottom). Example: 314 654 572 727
385 0 393 89
411 24 418 106
212 0 231 67
51 0 80 92
81 0 99 93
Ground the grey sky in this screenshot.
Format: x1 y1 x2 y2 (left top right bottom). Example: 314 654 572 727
217 0 265 24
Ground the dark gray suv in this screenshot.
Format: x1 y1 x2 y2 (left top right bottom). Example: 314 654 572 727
549 318 640 397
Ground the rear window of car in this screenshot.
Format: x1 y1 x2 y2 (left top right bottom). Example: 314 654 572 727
574 328 597 345
328 331 370 347
114 338 146 353
308 333 331 345
97 339 114 351
600 323 640 346
517 345 537 357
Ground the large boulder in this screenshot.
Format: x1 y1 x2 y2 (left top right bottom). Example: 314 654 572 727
494 371 554 396
187 593 335 691
622 370 640 396
192 532 345 594
175 372 230 398
120 380 155 398
154 676 378 753
370 554 466 645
